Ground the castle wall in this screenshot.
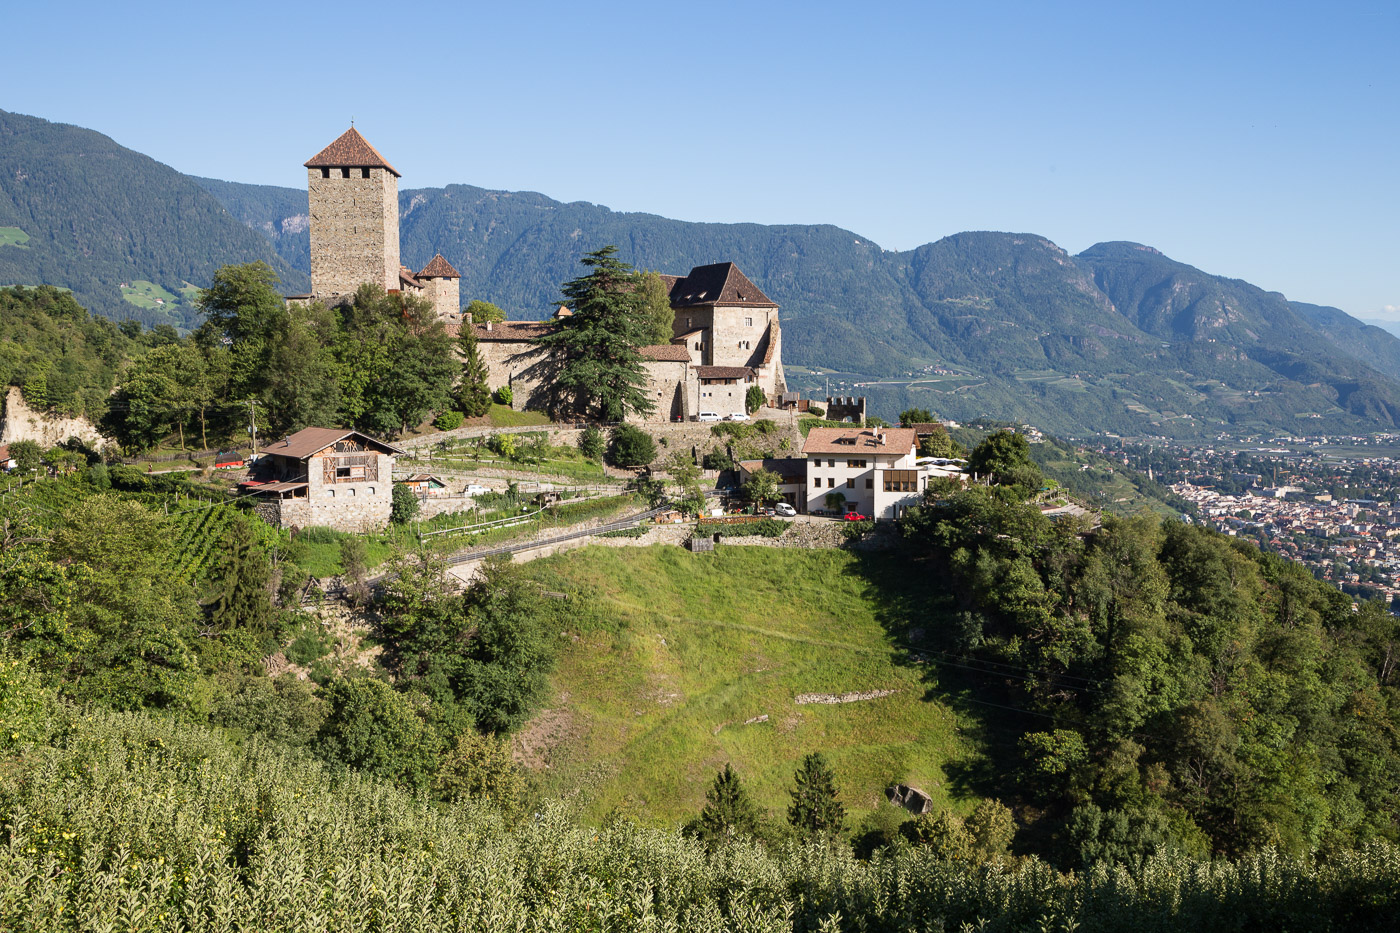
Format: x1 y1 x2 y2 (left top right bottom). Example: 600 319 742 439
633 359 691 423
307 166 399 297
477 339 554 410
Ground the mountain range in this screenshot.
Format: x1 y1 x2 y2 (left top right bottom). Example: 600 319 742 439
2 107 1396 438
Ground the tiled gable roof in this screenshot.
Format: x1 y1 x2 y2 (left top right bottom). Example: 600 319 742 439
417 254 460 279
304 127 402 177
695 365 754 380
667 262 777 309
640 344 691 362
260 427 405 461
803 427 917 456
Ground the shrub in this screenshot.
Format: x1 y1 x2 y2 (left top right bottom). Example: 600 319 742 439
391 483 420 525
606 425 656 467
746 385 766 414
702 450 735 470
493 385 514 406
434 410 465 431
696 518 788 538
578 424 605 462
808 405 825 418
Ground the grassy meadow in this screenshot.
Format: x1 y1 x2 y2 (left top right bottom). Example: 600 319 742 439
519 544 979 828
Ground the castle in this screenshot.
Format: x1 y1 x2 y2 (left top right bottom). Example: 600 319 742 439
298 127 461 322
299 126 785 421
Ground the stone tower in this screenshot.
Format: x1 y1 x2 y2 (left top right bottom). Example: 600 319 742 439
415 254 462 322
304 127 400 299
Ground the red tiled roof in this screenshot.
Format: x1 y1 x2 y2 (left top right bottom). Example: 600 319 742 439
696 365 754 380
304 127 401 177
640 344 691 362
417 254 460 279
259 427 404 461
667 262 777 309
803 427 917 456
398 267 422 290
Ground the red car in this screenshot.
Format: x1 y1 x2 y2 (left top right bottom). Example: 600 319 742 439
842 511 869 521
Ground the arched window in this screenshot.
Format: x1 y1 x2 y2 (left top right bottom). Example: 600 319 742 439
328 488 335 498
348 487 356 497
368 487 376 495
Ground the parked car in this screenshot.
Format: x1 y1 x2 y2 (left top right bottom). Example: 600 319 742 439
842 511 869 521
463 483 491 495
774 502 797 517
725 411 750 421
696 411 722 422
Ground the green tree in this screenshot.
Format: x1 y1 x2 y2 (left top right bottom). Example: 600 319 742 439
636 270 675 345
9 440 42 473
391 483 421 525
262 301 340 435
607 424 656 468
340 537 370 606
664 452 706 516
577 424 605 462
435 731 528 818
455 324 493 417
535 247 654 421
463 299 506 323
493 385 513 406
208 518 276 637
195 262 286 401
965 798 1016 860
746 384 766 415
900 408 935 426
968 430 1043 491
314 676 443 790
745 468 781 508
902 810 974 861
687 764 764 845
919 424 966 459
787 752 846 840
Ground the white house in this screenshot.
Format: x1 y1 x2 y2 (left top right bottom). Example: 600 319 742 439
802 427 925 520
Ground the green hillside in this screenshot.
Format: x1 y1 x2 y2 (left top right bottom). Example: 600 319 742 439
517 546 972 826
0 109 307 329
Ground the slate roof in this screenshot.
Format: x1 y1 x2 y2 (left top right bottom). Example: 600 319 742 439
259 427 404 461
640 344 691 362
667 263 776 309
417 254 460 279
696 365 754 380
803 427 917 457
304 127 402 177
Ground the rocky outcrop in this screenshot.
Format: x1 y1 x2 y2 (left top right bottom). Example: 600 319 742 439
1 386 106 447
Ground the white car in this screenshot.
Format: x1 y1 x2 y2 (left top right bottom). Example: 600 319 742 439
774 502 797 517
463 483 491 496
725 412 751 421
697 411 722 422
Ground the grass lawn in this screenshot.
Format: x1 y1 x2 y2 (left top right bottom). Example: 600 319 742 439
489 404 552 427
0 226 30 248
520 545 981 828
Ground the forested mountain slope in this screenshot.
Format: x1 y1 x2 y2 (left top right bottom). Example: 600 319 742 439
199 173 1400 437
0 110 307 329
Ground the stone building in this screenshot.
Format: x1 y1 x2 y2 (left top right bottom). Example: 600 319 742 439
240 427 403 533
461 262 783 422
297 127 461 322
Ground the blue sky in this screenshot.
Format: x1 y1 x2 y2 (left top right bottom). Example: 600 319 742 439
6 0 1397 317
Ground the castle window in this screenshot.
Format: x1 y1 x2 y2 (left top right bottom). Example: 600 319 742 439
368 487 376 495
745 317 753 326
321 167 330 179
348 487 356 496
328 489 335 498
361 167 370 178
340 167 350 178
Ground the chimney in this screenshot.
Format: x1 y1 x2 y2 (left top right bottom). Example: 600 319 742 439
465 311 474 324
486 320 493 332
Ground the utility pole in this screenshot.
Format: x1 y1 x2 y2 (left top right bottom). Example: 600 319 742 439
247 400 259 460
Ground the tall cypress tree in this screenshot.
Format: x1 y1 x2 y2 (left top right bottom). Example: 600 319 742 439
787 752 846 840
210 518 275 635
455 323 493 417
536 246 654 422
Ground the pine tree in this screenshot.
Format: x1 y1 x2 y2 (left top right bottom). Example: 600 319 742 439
210 519 275 634
688 763 763 844
787 752 846 839
456 323 493 417
536 246 654 422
